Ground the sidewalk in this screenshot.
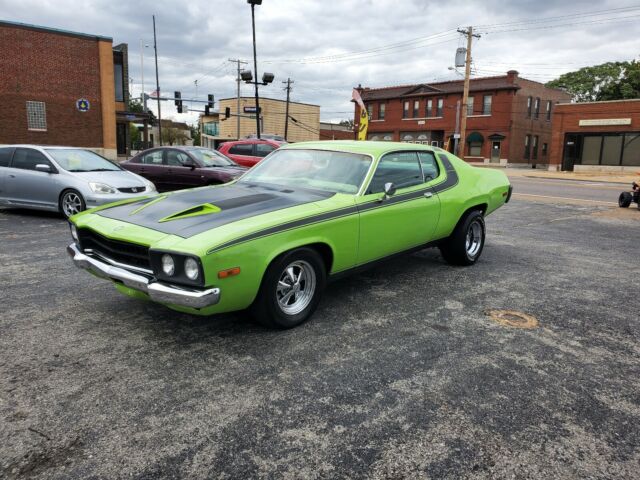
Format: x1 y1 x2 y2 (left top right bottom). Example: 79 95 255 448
486 166 640 184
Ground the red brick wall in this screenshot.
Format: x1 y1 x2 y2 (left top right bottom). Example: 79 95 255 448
550 100 640 168
319 128 353 140
0 24 105 147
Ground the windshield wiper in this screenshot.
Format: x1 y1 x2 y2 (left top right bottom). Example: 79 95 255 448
67 169 89 172
87 168 118 172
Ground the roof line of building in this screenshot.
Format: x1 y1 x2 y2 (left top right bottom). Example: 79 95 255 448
0 19 112 42
219 96 320 107
557 98 640 106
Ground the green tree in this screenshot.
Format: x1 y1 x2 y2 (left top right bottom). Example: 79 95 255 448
546 60 640 102
162 127 189 146
339 119 355 129
190 124 201 146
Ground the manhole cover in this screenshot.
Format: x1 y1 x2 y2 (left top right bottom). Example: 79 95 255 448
485 309 539 329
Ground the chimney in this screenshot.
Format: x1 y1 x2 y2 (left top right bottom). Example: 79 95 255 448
506 70 519 84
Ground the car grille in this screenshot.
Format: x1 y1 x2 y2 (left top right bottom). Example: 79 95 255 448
77 229 151 270
118 186 146 193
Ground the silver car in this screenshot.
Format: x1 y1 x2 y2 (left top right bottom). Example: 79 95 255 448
0 145 156 218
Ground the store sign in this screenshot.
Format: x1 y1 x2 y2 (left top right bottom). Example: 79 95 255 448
76 98 90 112
578 118 631 127
243 106 261 114
417 120 425 125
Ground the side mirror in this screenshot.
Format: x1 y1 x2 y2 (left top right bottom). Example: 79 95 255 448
183 160 197 169
35 164 52 173
383 182 396 200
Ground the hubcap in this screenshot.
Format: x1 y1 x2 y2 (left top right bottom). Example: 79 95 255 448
62 193 82 217
276 260 316 315
465 220 483 258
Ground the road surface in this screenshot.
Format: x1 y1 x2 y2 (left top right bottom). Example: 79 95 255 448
507 175 626 206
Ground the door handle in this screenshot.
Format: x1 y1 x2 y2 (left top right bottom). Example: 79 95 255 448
424 191 433 198
8 174 16 178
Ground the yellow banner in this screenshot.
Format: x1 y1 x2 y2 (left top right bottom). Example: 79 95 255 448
357 107 369 141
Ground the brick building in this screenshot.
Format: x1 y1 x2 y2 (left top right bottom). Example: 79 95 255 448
356 71 570 167
0 20 147 159
319 122 353 140
549 99 640 171
218 96 320 142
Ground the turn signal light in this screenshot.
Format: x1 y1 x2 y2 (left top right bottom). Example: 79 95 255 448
218 267 241 279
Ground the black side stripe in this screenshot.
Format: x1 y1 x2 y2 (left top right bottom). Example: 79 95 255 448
206 155 459 255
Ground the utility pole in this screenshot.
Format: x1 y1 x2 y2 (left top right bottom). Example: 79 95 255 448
457 26 480 159
229 58 248 139
249 1 261 139
282 78 294 141
153 15 162 146
194 79 198 110
454 100 461 154
139 39 145 103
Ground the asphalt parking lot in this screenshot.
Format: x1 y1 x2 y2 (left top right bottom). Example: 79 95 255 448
1 197 639 479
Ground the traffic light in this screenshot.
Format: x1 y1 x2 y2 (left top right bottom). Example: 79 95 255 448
174 91 182 113
208 94 214 108
204 105 210 116
225 107 231 119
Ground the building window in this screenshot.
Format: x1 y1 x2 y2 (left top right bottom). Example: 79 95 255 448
403 101 409 119
379 103 386 120
622 133 640 166
436 98 443 117
466 96 474 116
413 100 420 118
527 96 532 117
483 95 492 115
542 142 548 156
534 98 540 119
426 99 433 117
366 104 373 119
26 101 47 131
524 134 531 159
113 51 125 102
546 100 552 121
469 142 482 156
532 135 539 160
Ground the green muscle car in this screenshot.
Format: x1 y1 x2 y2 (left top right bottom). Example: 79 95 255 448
67 141 511 328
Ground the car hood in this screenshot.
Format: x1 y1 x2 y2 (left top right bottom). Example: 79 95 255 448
73 170 147 188
95 182 334 238
202 165 247 176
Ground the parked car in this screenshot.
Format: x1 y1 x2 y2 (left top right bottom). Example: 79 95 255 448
217 139 283 167
122 146 246 192
0 145 155 218
68 141 511 328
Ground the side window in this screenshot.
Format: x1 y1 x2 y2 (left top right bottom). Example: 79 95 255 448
166 150 190 166
0 147 14 167
255 144 275 157
229 143 254 155
11 148 51 171
367 151 422 194
418 151 440 181
142 151 164 165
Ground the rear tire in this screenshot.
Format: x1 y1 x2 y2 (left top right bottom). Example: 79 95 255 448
619 192 632 208
59 189 86 218
250 248 326 329
439 210 486 266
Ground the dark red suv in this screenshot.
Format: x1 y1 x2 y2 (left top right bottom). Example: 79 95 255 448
122 147 247 192
217 139 283 167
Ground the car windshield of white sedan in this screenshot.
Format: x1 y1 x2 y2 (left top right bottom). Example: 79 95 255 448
189 148 236 167
46 149 121 172
238 149 372 194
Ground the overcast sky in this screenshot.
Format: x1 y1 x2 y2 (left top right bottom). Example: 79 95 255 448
2 0 639 125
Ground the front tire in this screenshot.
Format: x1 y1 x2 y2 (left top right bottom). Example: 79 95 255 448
59 189 86 218
250 248 326 329
439 210 486 266
619 192 632 208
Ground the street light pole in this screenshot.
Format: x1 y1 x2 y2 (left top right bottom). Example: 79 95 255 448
249 1 261 139
153 15 162 146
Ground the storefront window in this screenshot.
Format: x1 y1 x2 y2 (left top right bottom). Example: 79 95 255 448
581 136 602 165
622 134 640 166
601 135 623 165
469 142 482 156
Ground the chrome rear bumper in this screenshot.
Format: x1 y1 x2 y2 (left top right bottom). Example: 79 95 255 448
67 243 220 309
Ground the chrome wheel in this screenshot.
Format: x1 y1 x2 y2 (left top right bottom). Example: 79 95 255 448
276 260 317 315
465 219 483 258
62 192 83 217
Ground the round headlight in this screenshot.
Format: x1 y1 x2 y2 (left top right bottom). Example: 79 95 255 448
161 254 175 276
184 258 199 280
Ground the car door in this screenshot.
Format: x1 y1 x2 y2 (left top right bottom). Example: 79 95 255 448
5 148 60 208
165 149 201 190
134 149 166 190
0 147 15 205
255 142 277 160
355 150 441 265
228 143 258 167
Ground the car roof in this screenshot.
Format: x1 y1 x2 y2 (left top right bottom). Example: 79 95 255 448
280 140 441 157
221 139 280 145
0 144 89 150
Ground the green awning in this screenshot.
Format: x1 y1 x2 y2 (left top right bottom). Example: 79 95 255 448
467 131 484 143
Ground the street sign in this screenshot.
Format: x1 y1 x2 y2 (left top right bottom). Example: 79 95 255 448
453 133 461 139
243 106 261 114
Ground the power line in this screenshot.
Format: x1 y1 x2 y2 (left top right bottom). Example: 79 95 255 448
479 14 640 35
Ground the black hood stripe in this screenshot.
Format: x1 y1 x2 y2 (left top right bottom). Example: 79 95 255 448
206 155 459 254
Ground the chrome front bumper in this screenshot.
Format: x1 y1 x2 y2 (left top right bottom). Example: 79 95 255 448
67 243 220 309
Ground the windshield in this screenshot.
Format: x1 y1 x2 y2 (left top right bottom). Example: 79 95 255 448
189 148 236 167
46 149 121 172
238 149 372 194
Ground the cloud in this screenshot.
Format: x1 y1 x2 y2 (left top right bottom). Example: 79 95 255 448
3 0 638 124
